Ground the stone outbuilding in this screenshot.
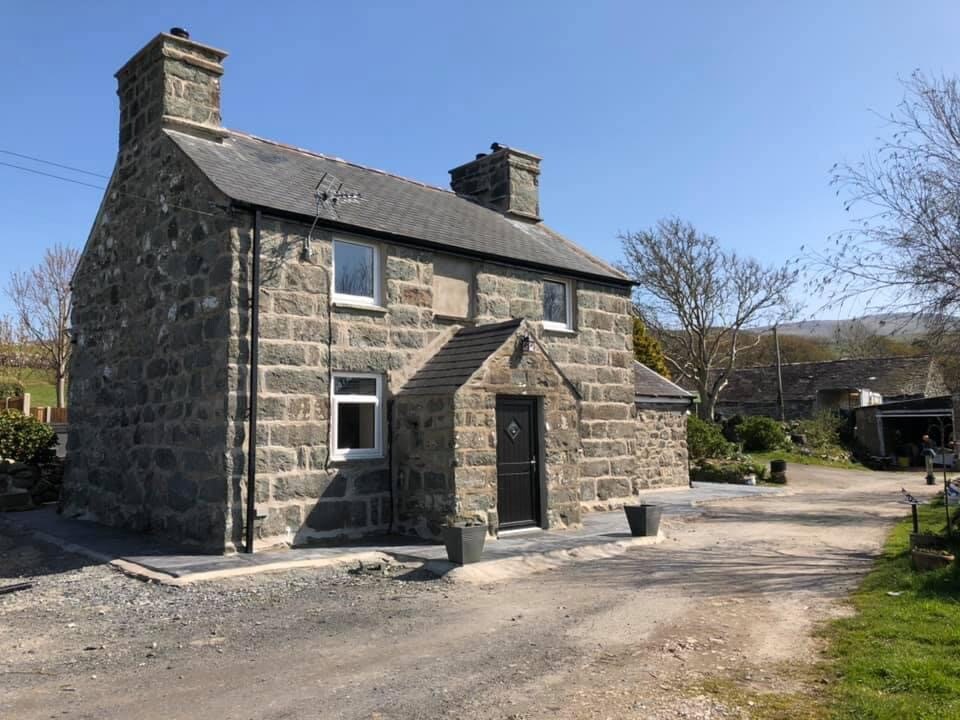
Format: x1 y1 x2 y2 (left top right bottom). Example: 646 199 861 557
61 30 690 552
709 356 946 421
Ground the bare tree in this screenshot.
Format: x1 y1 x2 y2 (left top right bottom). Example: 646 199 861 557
806 72 960 331
620 218 797 420
0 314 37 387
5 245 80 407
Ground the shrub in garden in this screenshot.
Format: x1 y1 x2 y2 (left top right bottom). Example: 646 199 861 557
737 415 788 452
687 415 735 459
0 410 56 464
721 414 744 442
796 411 844 449
0 379 24 399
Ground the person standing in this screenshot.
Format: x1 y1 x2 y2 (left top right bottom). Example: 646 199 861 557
921 434 937 485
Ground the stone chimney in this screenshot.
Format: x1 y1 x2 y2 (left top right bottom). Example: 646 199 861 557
115 29 228 168
449 143 542 222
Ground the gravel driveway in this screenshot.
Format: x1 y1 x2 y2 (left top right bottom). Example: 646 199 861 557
0 465 927 719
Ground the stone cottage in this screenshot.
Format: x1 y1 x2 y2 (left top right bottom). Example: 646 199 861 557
62 29 689 552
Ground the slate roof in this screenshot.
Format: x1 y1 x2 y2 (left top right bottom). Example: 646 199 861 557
402 320 524 395
633 362 693 403
167 130 630 285
714 356 946 403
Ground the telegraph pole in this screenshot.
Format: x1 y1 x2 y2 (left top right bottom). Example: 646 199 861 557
774 324 786 422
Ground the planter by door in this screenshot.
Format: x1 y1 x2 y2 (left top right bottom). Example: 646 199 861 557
442 524 487 564
623 504 661 537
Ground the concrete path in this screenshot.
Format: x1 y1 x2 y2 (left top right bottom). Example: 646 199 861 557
0 482 777 584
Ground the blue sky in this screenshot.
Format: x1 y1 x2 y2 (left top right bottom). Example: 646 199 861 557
1 1 958 318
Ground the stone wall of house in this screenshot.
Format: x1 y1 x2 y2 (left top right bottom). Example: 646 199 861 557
473 269 637 508
244 220 456 545
243 220 635 544
62 133 238 551
453 333 581 533
631 406 689 492
391 393 456 537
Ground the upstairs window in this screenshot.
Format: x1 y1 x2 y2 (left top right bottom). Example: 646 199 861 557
331 373 383 460
432 256 473 319
542 278 573 331
333 239 381 306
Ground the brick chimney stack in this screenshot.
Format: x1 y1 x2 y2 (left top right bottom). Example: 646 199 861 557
449 143 542 222
114 29 228 169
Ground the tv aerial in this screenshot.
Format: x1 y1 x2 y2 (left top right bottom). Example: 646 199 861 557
303 172 364 259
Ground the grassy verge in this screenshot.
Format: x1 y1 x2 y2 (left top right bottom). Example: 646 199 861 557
696 497 959 719
748 450 865 472
825 497 960 719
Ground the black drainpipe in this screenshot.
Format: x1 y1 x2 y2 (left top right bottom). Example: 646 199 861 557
244 208 263 553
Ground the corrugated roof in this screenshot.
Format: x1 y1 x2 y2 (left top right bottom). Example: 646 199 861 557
167 130 630 284
633 362 694 401
402 320 523 395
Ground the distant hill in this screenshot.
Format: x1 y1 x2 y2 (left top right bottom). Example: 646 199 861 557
757 313 939 339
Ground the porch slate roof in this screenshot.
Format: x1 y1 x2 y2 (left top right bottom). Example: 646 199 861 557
166 130 630 285
633 362 694 403
402 320 524 395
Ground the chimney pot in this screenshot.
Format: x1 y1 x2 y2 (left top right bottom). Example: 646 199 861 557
169 27 190 39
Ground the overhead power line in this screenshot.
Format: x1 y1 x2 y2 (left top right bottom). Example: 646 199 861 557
0 160 106 190
0 157 227 219
0 149 111 178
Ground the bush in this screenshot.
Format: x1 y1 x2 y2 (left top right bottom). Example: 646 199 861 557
795 411 844 449
0 410 56 464
687 415 735 459
0 378 24 399
737 415 788 452
721 415 744 442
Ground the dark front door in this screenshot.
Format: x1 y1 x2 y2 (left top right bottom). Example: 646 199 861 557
496 397 541 529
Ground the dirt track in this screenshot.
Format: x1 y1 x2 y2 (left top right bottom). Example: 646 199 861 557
0 466 929 719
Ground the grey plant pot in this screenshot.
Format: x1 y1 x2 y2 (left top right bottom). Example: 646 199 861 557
623 504 661 537
442 524 487 564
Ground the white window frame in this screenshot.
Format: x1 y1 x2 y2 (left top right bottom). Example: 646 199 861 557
330 372 384 461
332 238 382 307
541 277 574 331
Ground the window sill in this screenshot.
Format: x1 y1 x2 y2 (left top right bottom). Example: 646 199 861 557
328 454 386 464
541 325 577 337
332 301 388 314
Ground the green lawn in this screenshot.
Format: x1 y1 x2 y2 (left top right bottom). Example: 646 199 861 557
826 497 960 719
1 368 57 407
748 449 866 472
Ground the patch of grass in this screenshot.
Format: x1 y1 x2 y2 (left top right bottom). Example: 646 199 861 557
696 677 826 719
0 368 57 407
748 450 865 472
826 499 960 719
